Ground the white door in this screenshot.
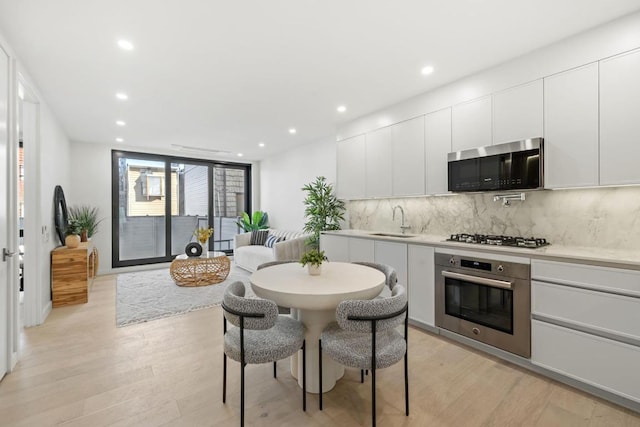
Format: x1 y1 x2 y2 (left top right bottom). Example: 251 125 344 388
0 45 10 380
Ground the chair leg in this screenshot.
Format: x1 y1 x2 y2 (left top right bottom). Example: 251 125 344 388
222 354 227 403
372 366 376 427
405 351 409 416
273 361 277 378
241 362 245 427
302 340 307 412
318 339 323 410
361 369 364 383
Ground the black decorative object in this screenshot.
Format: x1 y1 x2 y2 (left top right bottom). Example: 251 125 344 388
53 185 69 246
185 242 203 257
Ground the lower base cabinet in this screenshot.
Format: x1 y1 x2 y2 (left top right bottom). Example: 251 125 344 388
532 320 640 403
407 244 434 326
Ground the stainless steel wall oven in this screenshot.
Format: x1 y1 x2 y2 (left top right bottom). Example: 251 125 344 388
435 252 531 358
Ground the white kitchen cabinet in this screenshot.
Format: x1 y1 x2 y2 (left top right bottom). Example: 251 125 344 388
532 320 640 404
320 234 349 262
531 259 640 404
493 79 543 144
348 237 375 262
451 96 492 151
365 127 392 198
600 48 640 185
336 134 366 199
543 63 599 188
392 116 425 196
425 108 452 195
407 244 435 326
374 241 407 287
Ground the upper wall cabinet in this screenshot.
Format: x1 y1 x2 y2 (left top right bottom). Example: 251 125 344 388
493 79 543 145
543 63 599 188
600 49 640 186
392 116 425 196
425 108 452 195
452 96 492 151
336 134 366 199
365 127 393 198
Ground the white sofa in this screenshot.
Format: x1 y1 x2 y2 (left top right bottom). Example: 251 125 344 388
233 229 311 272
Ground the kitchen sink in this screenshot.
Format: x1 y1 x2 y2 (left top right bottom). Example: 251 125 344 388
369 232 416 238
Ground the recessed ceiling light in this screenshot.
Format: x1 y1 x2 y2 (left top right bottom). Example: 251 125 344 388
116 120 126 126
115 137 124 143
117 39 134 51
116 92 128 100
289 128 297 134
421 65 435 76
258 142 265 147
237 153 244 157
337 105 347 113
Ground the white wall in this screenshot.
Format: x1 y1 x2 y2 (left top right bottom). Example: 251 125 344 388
338 10 640 139
259 135 336 231
35 100 71 319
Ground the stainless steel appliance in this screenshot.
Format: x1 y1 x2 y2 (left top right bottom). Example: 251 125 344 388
435 252 531 357
447 233 549 249
448 138 543 192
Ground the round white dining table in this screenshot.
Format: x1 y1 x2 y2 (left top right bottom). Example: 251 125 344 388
250 262 385 393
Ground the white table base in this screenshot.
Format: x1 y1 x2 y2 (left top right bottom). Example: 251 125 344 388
290 308 344 393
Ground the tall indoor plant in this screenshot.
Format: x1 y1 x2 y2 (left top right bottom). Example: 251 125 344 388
302 176 345 249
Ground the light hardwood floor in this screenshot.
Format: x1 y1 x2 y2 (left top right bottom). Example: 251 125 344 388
1 274 640 426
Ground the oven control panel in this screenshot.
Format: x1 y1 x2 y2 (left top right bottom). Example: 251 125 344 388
436 253 530 280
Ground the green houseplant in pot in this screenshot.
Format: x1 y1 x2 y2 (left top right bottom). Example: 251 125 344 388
302 176 346 250
236 211 269 232
69 205 103 242
64 218 82 249
299 249 328 276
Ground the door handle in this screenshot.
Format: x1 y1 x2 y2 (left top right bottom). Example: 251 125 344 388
441 270 513 290
3 248 16 262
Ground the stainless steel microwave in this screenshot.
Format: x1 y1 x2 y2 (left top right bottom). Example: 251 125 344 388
447 138 543 192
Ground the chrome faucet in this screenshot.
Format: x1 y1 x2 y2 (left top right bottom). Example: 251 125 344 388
392 205 411 234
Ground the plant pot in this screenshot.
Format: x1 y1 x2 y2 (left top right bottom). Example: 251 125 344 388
80 229 88 242
308 264 321 276
65 234 80 249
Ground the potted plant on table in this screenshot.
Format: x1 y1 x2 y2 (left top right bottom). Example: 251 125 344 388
64 219 82 249
302 176 345 250
300 249 328 276
194 226 214 257
69 205 103 242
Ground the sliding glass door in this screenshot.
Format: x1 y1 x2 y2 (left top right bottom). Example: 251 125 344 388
112 151 251 267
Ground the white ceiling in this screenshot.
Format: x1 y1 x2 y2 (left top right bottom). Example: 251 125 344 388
1 0 640 161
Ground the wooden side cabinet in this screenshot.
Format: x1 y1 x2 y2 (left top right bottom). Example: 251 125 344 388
51 242 97 307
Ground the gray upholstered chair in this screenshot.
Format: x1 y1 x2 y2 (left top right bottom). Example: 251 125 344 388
222 281 306 427
318 284 409 427
352 261 398 290
256 260 298 314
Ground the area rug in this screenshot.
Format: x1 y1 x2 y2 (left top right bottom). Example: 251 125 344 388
116 264 251 327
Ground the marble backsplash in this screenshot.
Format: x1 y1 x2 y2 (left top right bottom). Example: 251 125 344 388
345 186 640 251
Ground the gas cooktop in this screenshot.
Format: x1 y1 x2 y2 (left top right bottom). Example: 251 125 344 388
447 233 550 249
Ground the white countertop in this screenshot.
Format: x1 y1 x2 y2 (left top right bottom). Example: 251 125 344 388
323 229 640 270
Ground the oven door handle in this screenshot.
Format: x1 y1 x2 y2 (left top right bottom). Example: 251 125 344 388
441 270 513 290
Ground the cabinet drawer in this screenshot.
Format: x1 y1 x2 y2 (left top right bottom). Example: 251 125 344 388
532 281 640 341
531 259 640 297
532 320 640 403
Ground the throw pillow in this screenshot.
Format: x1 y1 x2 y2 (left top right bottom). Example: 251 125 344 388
250 230 269 245
264 234 284 248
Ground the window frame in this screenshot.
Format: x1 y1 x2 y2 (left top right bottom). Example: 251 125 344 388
111 150 252 268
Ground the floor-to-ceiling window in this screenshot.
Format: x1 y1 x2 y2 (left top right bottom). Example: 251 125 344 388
112 151 251 267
